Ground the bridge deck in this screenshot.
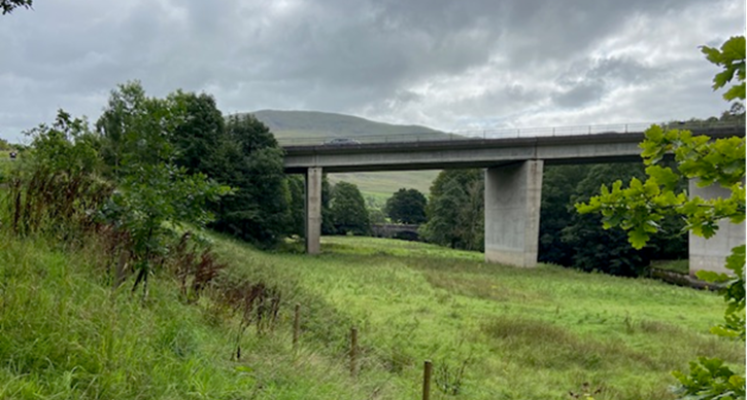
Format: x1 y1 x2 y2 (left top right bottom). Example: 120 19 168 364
283 125 744 173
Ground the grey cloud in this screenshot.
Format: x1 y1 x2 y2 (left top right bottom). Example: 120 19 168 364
553 81 605 108
0 0 744 142
551 57 662 108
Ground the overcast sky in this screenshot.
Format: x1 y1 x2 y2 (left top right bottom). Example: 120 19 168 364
1 0 744 142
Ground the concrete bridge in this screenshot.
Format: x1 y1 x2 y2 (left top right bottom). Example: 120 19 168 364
282 122 745 275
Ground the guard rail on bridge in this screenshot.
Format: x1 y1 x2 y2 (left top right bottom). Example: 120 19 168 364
278 120 745 147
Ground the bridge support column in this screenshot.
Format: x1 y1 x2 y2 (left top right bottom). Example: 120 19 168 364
688 180 745 276
305 167 322 254
484 160 543 267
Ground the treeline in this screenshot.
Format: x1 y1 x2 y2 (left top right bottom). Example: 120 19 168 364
409 165 686 276
539 163 687 276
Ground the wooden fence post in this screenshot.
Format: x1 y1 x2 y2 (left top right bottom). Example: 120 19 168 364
422 360 432 400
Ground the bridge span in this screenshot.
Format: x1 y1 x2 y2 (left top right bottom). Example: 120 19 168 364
282 123 745 275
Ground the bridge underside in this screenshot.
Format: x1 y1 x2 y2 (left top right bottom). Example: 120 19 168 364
295 128 744 274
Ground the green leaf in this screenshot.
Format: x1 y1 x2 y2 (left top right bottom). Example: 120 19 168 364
696 270 729 283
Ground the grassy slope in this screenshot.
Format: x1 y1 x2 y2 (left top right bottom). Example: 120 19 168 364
251 110 441 201
0 233 393 399
328 170 438 203
2 230 743 399
215 236 744 400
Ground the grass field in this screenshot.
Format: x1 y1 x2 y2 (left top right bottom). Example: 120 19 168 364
328 170 439 203
1 228 742 399
213 235 745 400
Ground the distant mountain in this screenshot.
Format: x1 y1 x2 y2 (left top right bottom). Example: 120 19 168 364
250 110 450 144
250 110 442 205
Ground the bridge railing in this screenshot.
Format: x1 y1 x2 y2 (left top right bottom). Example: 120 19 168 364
277 120 744 147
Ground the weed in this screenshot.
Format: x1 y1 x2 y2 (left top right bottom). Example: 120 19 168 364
219 280 282 360
569 382 603 399
435 356 472 395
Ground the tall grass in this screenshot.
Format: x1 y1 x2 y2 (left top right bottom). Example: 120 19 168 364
211 235 745 400
0 230 401 399
1 153 743 400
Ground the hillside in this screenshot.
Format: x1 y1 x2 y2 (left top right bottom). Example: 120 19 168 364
250 110 442 203
3 230 741 399
251 109 448 143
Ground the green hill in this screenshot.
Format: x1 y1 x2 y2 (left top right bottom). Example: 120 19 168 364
250 110 442 203
251 110 448 143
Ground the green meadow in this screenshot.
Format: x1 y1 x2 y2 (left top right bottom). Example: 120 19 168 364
1 229 743 399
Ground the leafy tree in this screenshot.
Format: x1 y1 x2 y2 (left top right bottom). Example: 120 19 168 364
564 164 653 276
1 0 31 14
286 175 306 237
330 181 369 235
577 35 745 399
540 164 687 275
385 188 427 224
421 178 468 248
6 110 108 237
97 82 230 298
420 169 483 251
167 91 225 176
208 114 290 246
368 207 387 225
539 165 587 266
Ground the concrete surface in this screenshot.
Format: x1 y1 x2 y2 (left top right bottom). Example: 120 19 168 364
484 160 543 267
305 167 322 254
689 180 746 276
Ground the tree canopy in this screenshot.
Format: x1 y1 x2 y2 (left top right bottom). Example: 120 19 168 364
420 169 483 251
539 163 687 276
385 188 427 224
207 114 290 246
330 181 369 235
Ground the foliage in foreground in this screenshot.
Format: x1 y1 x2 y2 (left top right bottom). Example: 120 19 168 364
578 35 746 400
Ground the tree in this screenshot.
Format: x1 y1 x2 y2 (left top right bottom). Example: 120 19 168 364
97 82 230 298
330 181 369 235
167 91 226 176
577 36 745 399
1 0 31 14
421 178 467 248
539 165 587 266
420 169 484 251
287 175 306 237
564 164 655 276
208 114 290 246
8 110 108 238
385 188 427 224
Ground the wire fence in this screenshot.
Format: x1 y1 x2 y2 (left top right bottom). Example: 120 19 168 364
277 120 745 147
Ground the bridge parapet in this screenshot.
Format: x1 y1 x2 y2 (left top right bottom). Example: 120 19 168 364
279 120 744 147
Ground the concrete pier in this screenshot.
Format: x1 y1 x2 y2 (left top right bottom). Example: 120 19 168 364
688 180 745 276
305 167 322 254
484 160 544 267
